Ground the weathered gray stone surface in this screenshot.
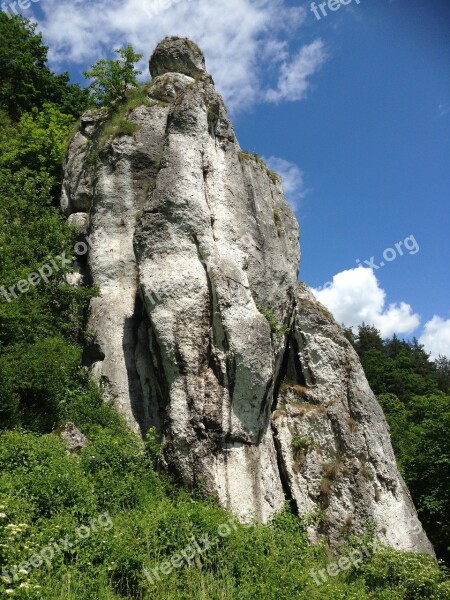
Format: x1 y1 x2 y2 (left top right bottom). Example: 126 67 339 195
62 36 434 554
273 283 434 554
149 37 206 79
56 422 88 453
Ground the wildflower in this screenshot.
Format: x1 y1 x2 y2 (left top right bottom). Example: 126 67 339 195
19 583 30 589
0 513 7 519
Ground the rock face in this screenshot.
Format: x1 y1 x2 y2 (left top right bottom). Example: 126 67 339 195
62 36 434 554
56 423 88 453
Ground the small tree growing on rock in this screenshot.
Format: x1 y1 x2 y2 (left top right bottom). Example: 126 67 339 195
83 44 143 109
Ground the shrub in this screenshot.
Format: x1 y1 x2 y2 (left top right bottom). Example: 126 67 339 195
292 435 315 454
351 548 449 599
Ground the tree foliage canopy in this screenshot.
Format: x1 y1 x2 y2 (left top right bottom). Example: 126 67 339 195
83 45 143 108
349 324 450 562
0 14 89 120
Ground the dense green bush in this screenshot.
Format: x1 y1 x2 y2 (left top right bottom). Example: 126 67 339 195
0 419 448 599
351 549 449 599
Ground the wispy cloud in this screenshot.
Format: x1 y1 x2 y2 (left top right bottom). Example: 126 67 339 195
35 0 326 113
265 39 327 103
438 103 450 117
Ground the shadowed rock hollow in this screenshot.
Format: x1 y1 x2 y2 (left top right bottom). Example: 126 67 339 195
62 36 434 555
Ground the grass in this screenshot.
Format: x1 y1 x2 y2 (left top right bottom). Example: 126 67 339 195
291 436 316 472
348 416 359 432
65 118 82 150
292 384 308 396
320 477 333 496
322 457 349 482
96 85 170 146
99 115 139 144
272 409 287 420
291 403 327 418
86 146 98 169
267 168 281 185
300 296 334 321
143 178 156 199
360 462 374 481
280 382 309 396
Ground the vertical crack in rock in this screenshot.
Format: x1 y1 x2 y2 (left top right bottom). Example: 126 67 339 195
271 420 299 516
61 36 435 555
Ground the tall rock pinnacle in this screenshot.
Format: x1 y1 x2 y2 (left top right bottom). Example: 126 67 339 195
62 36 434 555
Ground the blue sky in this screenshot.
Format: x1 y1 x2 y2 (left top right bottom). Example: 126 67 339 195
11 0 449 356
236 0 450 355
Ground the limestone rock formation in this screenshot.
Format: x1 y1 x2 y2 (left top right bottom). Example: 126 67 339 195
62 36 434 555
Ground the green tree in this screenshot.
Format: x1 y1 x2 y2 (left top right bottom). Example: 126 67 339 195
385 393 450 562
355 323 384 356
435 356 450 394
0 104 73 186
378 393 410 466
0 166 97 428
83 45 143 108
0 27 96 430
352 324 449 562
0 14 89 119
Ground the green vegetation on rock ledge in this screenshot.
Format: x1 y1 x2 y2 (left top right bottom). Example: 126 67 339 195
238 150 281 185
257 305 290 337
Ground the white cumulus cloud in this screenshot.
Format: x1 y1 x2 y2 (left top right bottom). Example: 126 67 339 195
263 156 306 208
311 267 420 338
34 0 326 113
419 316 450 359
